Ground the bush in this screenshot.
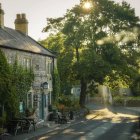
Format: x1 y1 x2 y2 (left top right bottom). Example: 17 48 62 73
25 108 36 117
113 96 140 106
53 95 80 113
0 112 6 128
0 128 6 134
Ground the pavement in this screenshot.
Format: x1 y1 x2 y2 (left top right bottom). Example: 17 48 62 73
1 119 80 140
1 103 140 140
1 113 87 140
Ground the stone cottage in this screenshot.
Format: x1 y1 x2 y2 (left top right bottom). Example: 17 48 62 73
0 4 56 121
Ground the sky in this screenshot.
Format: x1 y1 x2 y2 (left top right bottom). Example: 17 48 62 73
0 0 139 41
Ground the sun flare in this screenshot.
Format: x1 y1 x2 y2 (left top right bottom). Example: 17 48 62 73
83 1 92 10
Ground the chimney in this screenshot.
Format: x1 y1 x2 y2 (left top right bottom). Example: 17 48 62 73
14 13 28 35
0 3 4 28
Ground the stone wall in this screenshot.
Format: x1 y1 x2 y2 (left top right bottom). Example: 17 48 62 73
1 47 55 121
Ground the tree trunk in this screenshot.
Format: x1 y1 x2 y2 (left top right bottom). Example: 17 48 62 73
75 46 79 62
79 78 87 107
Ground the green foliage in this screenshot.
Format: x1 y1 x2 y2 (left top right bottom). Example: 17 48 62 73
39 33 74 95
57 95 80 111
131 75 140 96
0 49 11 105
113 96 140 106
8 59 34 118
58 95 72 107
43 0 140 106
25 108 36 117
10 59 34 102
0 49 14 119
52 68 61 103
0 111 6 128
0 49 34 120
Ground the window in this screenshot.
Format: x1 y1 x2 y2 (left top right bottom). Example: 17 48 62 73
8 56 13 64
46 58 52 74
27 93 32 108
48 62 52 74
23 58 31 69
35 64 40 71
48 92 51 105
33 94 38 108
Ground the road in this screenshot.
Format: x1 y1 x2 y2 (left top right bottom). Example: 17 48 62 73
30 116 137 140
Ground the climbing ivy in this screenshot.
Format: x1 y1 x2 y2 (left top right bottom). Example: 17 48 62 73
0 49 34 120
52 68 61 103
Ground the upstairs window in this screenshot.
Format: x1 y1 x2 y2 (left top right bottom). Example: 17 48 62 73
35 64 40 71
8 56 13 64
48 61 52 74
23 58 31 69
27 93 32 108
46 58 53 74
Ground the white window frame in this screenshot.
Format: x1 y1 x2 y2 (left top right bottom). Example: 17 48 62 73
23 57 31 69
46 58 52 74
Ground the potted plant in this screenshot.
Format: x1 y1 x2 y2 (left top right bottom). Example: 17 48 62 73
25 108 36 117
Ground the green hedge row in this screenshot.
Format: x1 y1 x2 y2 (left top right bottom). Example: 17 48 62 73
113 96 140 106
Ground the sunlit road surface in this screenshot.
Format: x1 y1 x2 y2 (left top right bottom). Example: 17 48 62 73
30 109 138 140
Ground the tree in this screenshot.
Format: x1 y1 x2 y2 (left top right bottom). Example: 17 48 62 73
40 33 74 95
10 58 34 108
0 49 34 120
0 49 18 119
131 75 140 96
52 68 61 103
43 0 140 107
0 49 11 108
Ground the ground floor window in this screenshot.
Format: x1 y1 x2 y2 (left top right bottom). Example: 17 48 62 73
48 92 52 105
27 93 32 108
33 94 39 108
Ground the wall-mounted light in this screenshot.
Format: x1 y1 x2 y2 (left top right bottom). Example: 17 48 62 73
41 82 49 90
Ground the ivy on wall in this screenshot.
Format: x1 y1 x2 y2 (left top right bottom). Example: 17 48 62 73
0 49 34 120
52 68 61 103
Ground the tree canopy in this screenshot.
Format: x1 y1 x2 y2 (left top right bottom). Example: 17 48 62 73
42 0 140 106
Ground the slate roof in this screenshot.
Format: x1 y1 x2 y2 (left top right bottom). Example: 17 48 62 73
0 27 55 57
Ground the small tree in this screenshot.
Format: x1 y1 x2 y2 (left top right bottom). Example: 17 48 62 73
10 59 34 105
0 49 12 121
0 49 34 120
10 58 34 113
39 33 73 95
0 49 11 102
52 68 61 103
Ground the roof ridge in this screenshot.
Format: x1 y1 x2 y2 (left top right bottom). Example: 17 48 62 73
0 27 56 57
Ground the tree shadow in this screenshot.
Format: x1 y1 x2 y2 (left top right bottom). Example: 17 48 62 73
107 105 140 116
34 114 139 140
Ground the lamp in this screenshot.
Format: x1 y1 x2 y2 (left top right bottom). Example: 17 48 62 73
41 82 49 90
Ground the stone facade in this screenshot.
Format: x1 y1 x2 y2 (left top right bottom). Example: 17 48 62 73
0 3 56 121
1 47 56 121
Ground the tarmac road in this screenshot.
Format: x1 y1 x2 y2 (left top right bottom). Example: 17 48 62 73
7 103 139 140
30 116 137 140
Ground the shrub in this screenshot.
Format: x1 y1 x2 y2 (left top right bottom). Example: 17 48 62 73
0 111 6 130
113 96 140 106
